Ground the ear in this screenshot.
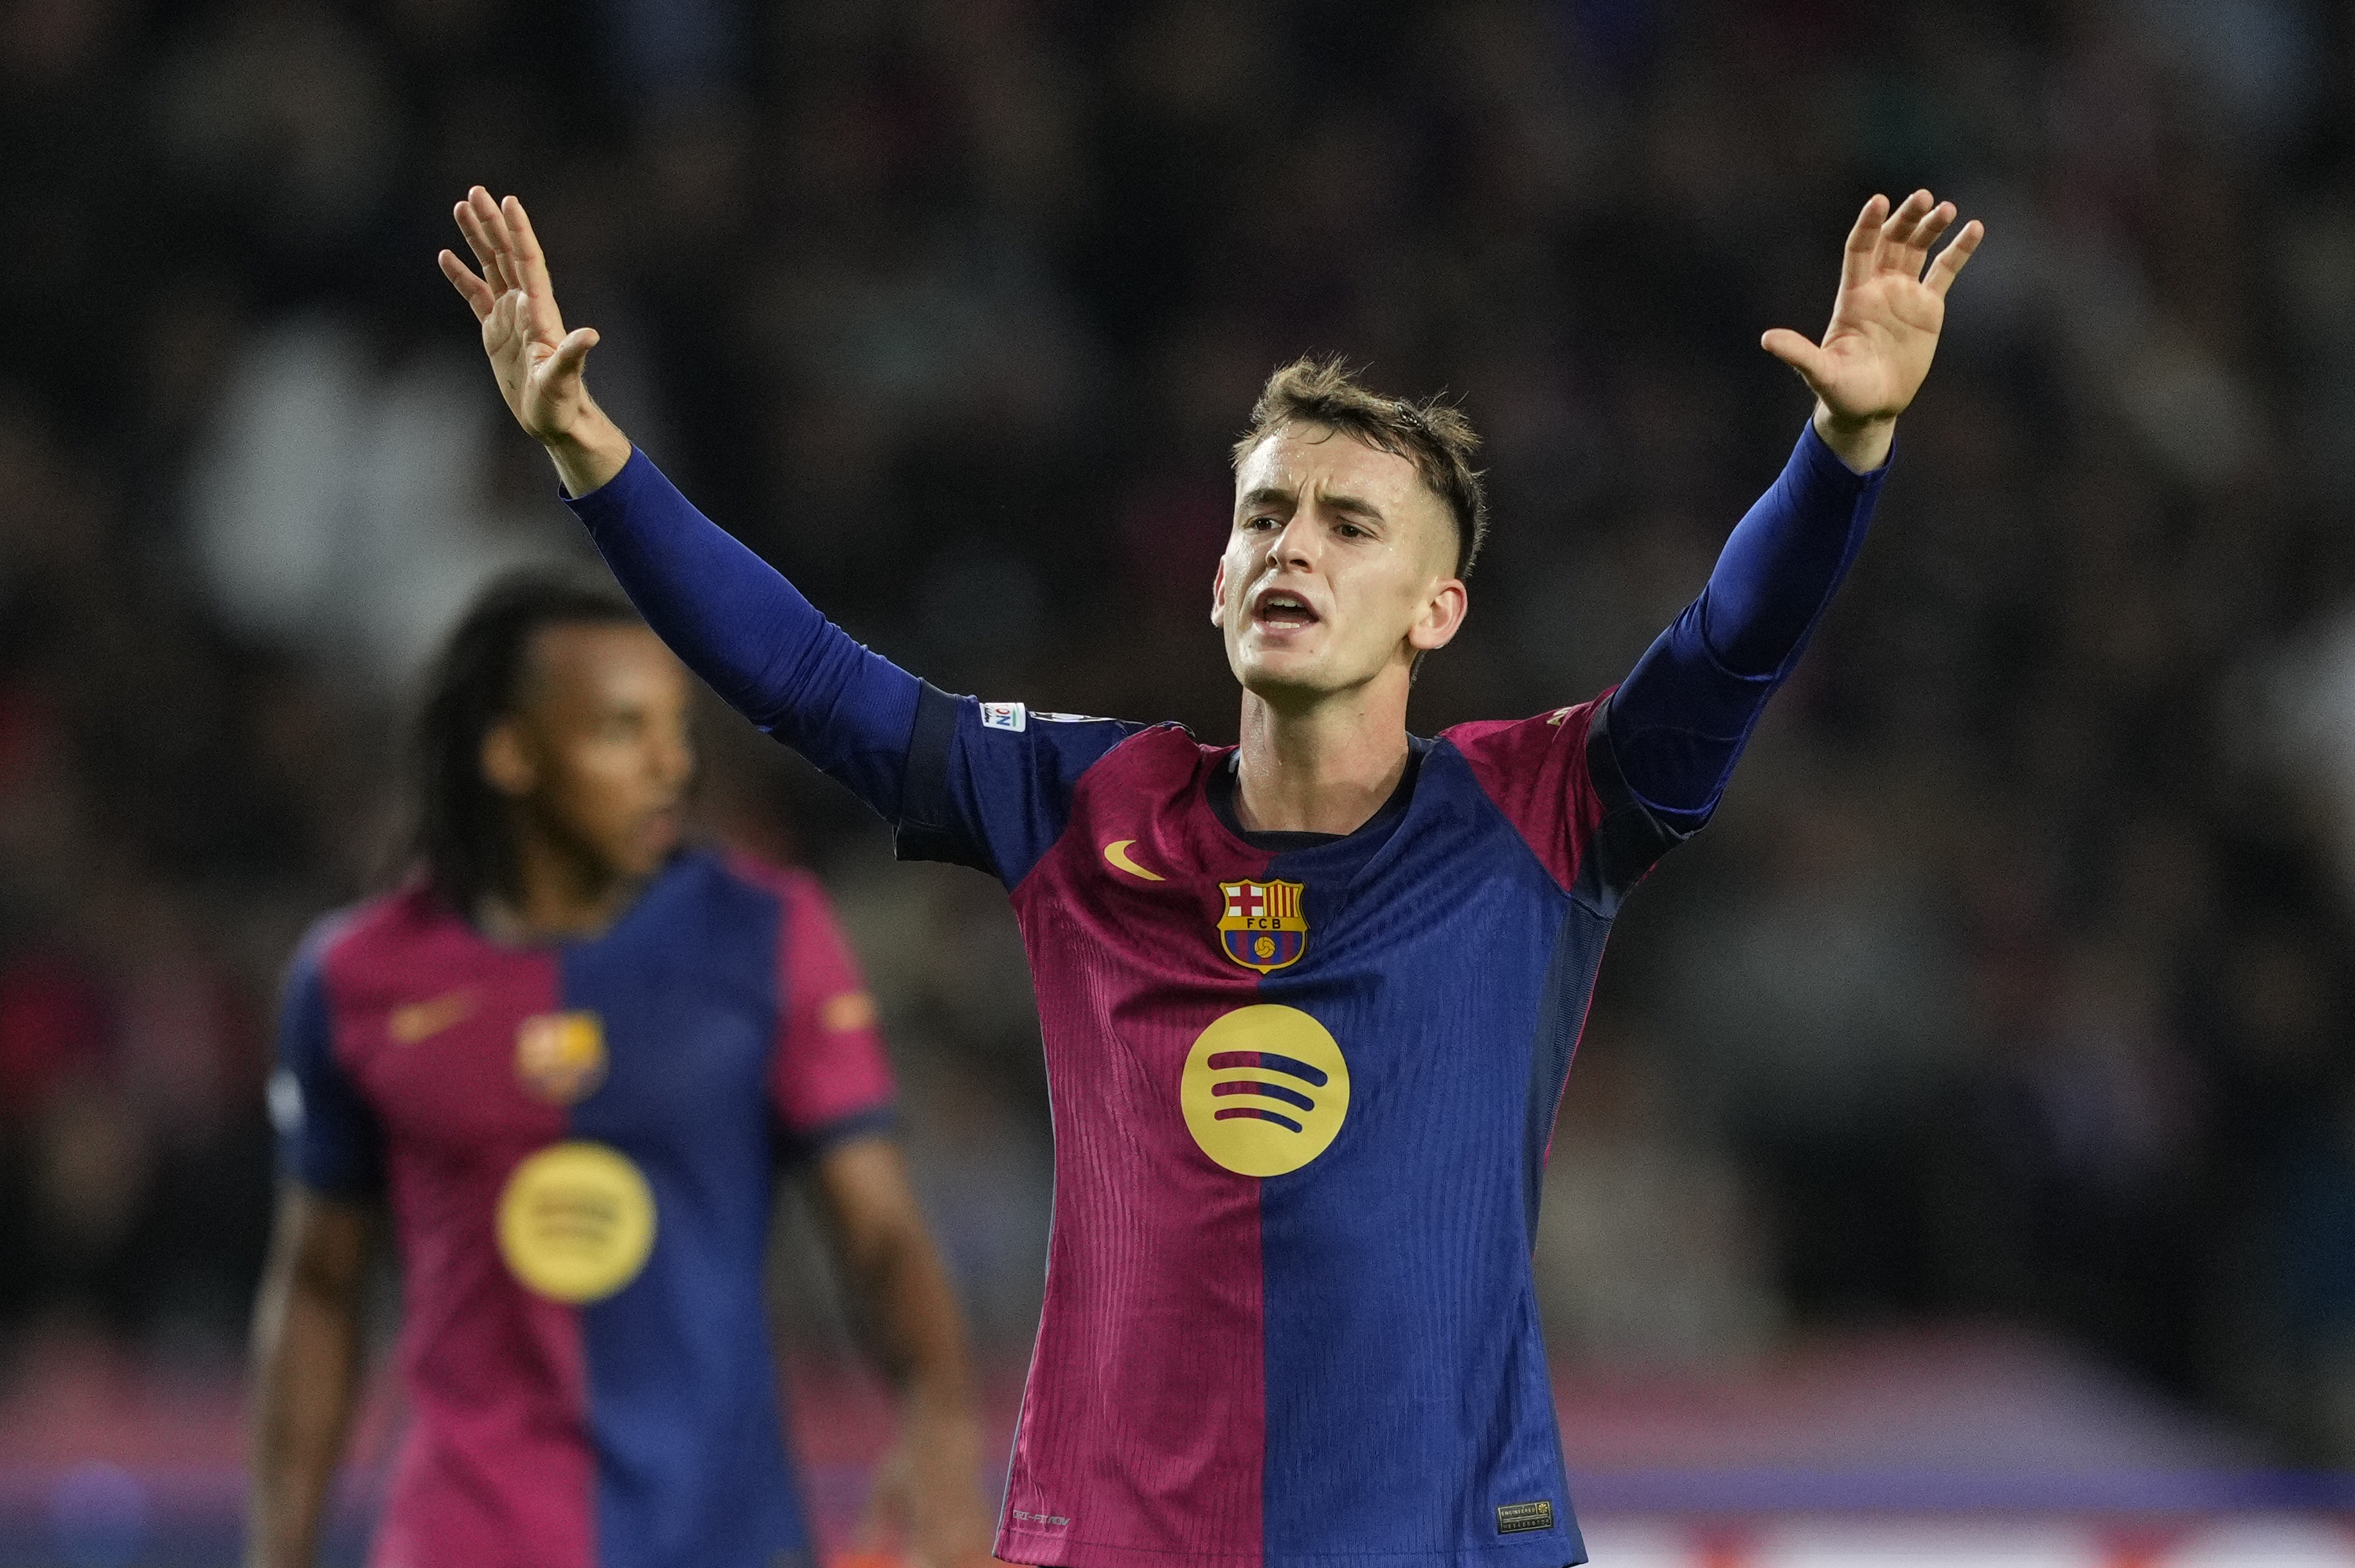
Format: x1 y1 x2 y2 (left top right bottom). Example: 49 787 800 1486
480 719 535 799
1406 577 1469 654
1210 557 1228 628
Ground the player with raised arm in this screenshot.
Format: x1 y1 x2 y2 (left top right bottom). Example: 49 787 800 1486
440 184 1979 1568
247 571 994 1568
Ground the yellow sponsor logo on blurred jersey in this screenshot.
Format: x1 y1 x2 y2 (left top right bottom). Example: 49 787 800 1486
496 1141 656 1303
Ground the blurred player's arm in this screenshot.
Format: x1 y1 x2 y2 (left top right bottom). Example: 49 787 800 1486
1606 190 1982 832
249 935 385 1568
440 187 923 818
812 1137 996 1568
246 1185 375 1568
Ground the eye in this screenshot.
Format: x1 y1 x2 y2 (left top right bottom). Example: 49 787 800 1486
1336 522 1366 539
1243 515 1278 531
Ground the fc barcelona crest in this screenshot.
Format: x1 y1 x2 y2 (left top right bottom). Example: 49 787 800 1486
1217 880 1309 974
515 1011 607 1105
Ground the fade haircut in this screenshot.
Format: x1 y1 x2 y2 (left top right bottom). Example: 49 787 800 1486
408 565 643 913
1230 356 1489 577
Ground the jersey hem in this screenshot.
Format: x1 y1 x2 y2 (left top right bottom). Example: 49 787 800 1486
994 1529 1588 1568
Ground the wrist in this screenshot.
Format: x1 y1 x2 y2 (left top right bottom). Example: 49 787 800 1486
1812 402 1895 474
544 407 632 498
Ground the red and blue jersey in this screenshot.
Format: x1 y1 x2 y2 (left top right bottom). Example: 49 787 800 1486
562 419 1890 1568
270 849 896 1568
888 691 1670 1568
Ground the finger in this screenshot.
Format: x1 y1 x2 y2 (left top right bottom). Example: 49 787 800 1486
547 326 600 380
454 197 511 295
438 249 496 321
1924 218 1984 299
1760 327 1832 389
469 186 522 293
503 195 559 305
464 189 513 291
1876 188 1935 270
452 201 498 293
1908 200 1958 275
1840 194 1888 289
480 192 563 341
1880 189 1933 260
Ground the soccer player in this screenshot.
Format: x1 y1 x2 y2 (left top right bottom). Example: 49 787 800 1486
439 184 1980 1568
247 571 994 1568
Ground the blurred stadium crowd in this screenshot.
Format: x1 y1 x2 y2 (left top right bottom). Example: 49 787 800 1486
6 0 2355 1469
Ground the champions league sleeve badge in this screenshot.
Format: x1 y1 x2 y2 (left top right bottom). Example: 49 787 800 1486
1217 880 1309 973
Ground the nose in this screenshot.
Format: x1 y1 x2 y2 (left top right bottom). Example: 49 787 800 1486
1269 510 1320 573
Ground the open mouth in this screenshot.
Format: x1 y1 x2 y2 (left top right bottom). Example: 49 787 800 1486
1252 587 1321 630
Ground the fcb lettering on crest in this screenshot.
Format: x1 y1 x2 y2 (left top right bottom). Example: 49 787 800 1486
1217 879 1309 973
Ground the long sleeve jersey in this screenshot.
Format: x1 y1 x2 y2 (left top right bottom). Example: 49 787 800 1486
565 423 1886 1568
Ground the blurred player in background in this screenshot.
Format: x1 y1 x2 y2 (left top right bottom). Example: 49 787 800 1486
440 184 1978 1568
246 569 992 1568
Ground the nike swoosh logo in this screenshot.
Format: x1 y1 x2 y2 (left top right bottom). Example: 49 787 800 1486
1102 840 1165 881
388 989 476 1045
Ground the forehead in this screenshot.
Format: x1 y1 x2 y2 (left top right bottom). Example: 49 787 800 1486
519 621 681 709
1235 422 1427 506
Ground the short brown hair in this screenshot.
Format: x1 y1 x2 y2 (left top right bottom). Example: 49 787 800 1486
1230 356 1489 576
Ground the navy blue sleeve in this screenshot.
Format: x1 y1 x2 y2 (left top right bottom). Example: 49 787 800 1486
1605 420 1888 833
564 449 922 819
268 928 384 1198
897 688 1145 887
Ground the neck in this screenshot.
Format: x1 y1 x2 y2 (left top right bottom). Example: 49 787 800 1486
478 817 640 942
1233 674 1411 835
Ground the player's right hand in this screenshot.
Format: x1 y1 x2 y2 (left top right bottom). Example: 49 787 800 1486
440 188 628 492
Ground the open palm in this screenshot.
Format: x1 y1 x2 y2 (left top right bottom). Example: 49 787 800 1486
1764 190 1982 430
438 187 601 445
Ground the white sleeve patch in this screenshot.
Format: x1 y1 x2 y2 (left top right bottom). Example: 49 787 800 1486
267 1069 305 1135
1032 711 1107 724
980 702 1028 733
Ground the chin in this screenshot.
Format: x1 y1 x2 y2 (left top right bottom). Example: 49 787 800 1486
622 832 681 877
1238 658 1338 704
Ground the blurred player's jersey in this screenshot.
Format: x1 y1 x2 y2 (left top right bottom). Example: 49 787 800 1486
897 691 1675 1568
271 849 896 1568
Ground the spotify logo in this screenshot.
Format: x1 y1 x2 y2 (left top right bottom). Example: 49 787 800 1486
496 1141 658 1303
1180 1005 1351 1177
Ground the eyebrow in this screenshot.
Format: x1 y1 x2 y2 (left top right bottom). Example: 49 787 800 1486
1238 486 1388 522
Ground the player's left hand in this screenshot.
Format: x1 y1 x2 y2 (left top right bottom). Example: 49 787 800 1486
859 1402 996 1568
1762 189 1983 472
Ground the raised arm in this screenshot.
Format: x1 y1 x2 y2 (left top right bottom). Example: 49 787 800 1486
439 188 921 815
1609 190 1982 830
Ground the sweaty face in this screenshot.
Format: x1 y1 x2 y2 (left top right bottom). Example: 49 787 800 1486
1213 424 1467 704
490 623 694 882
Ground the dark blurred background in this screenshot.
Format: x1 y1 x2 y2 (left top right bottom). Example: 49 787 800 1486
8 0 2355 1557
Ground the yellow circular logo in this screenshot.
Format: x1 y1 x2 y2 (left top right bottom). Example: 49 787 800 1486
496 1141 656 1303
1180 1005 1351 1177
